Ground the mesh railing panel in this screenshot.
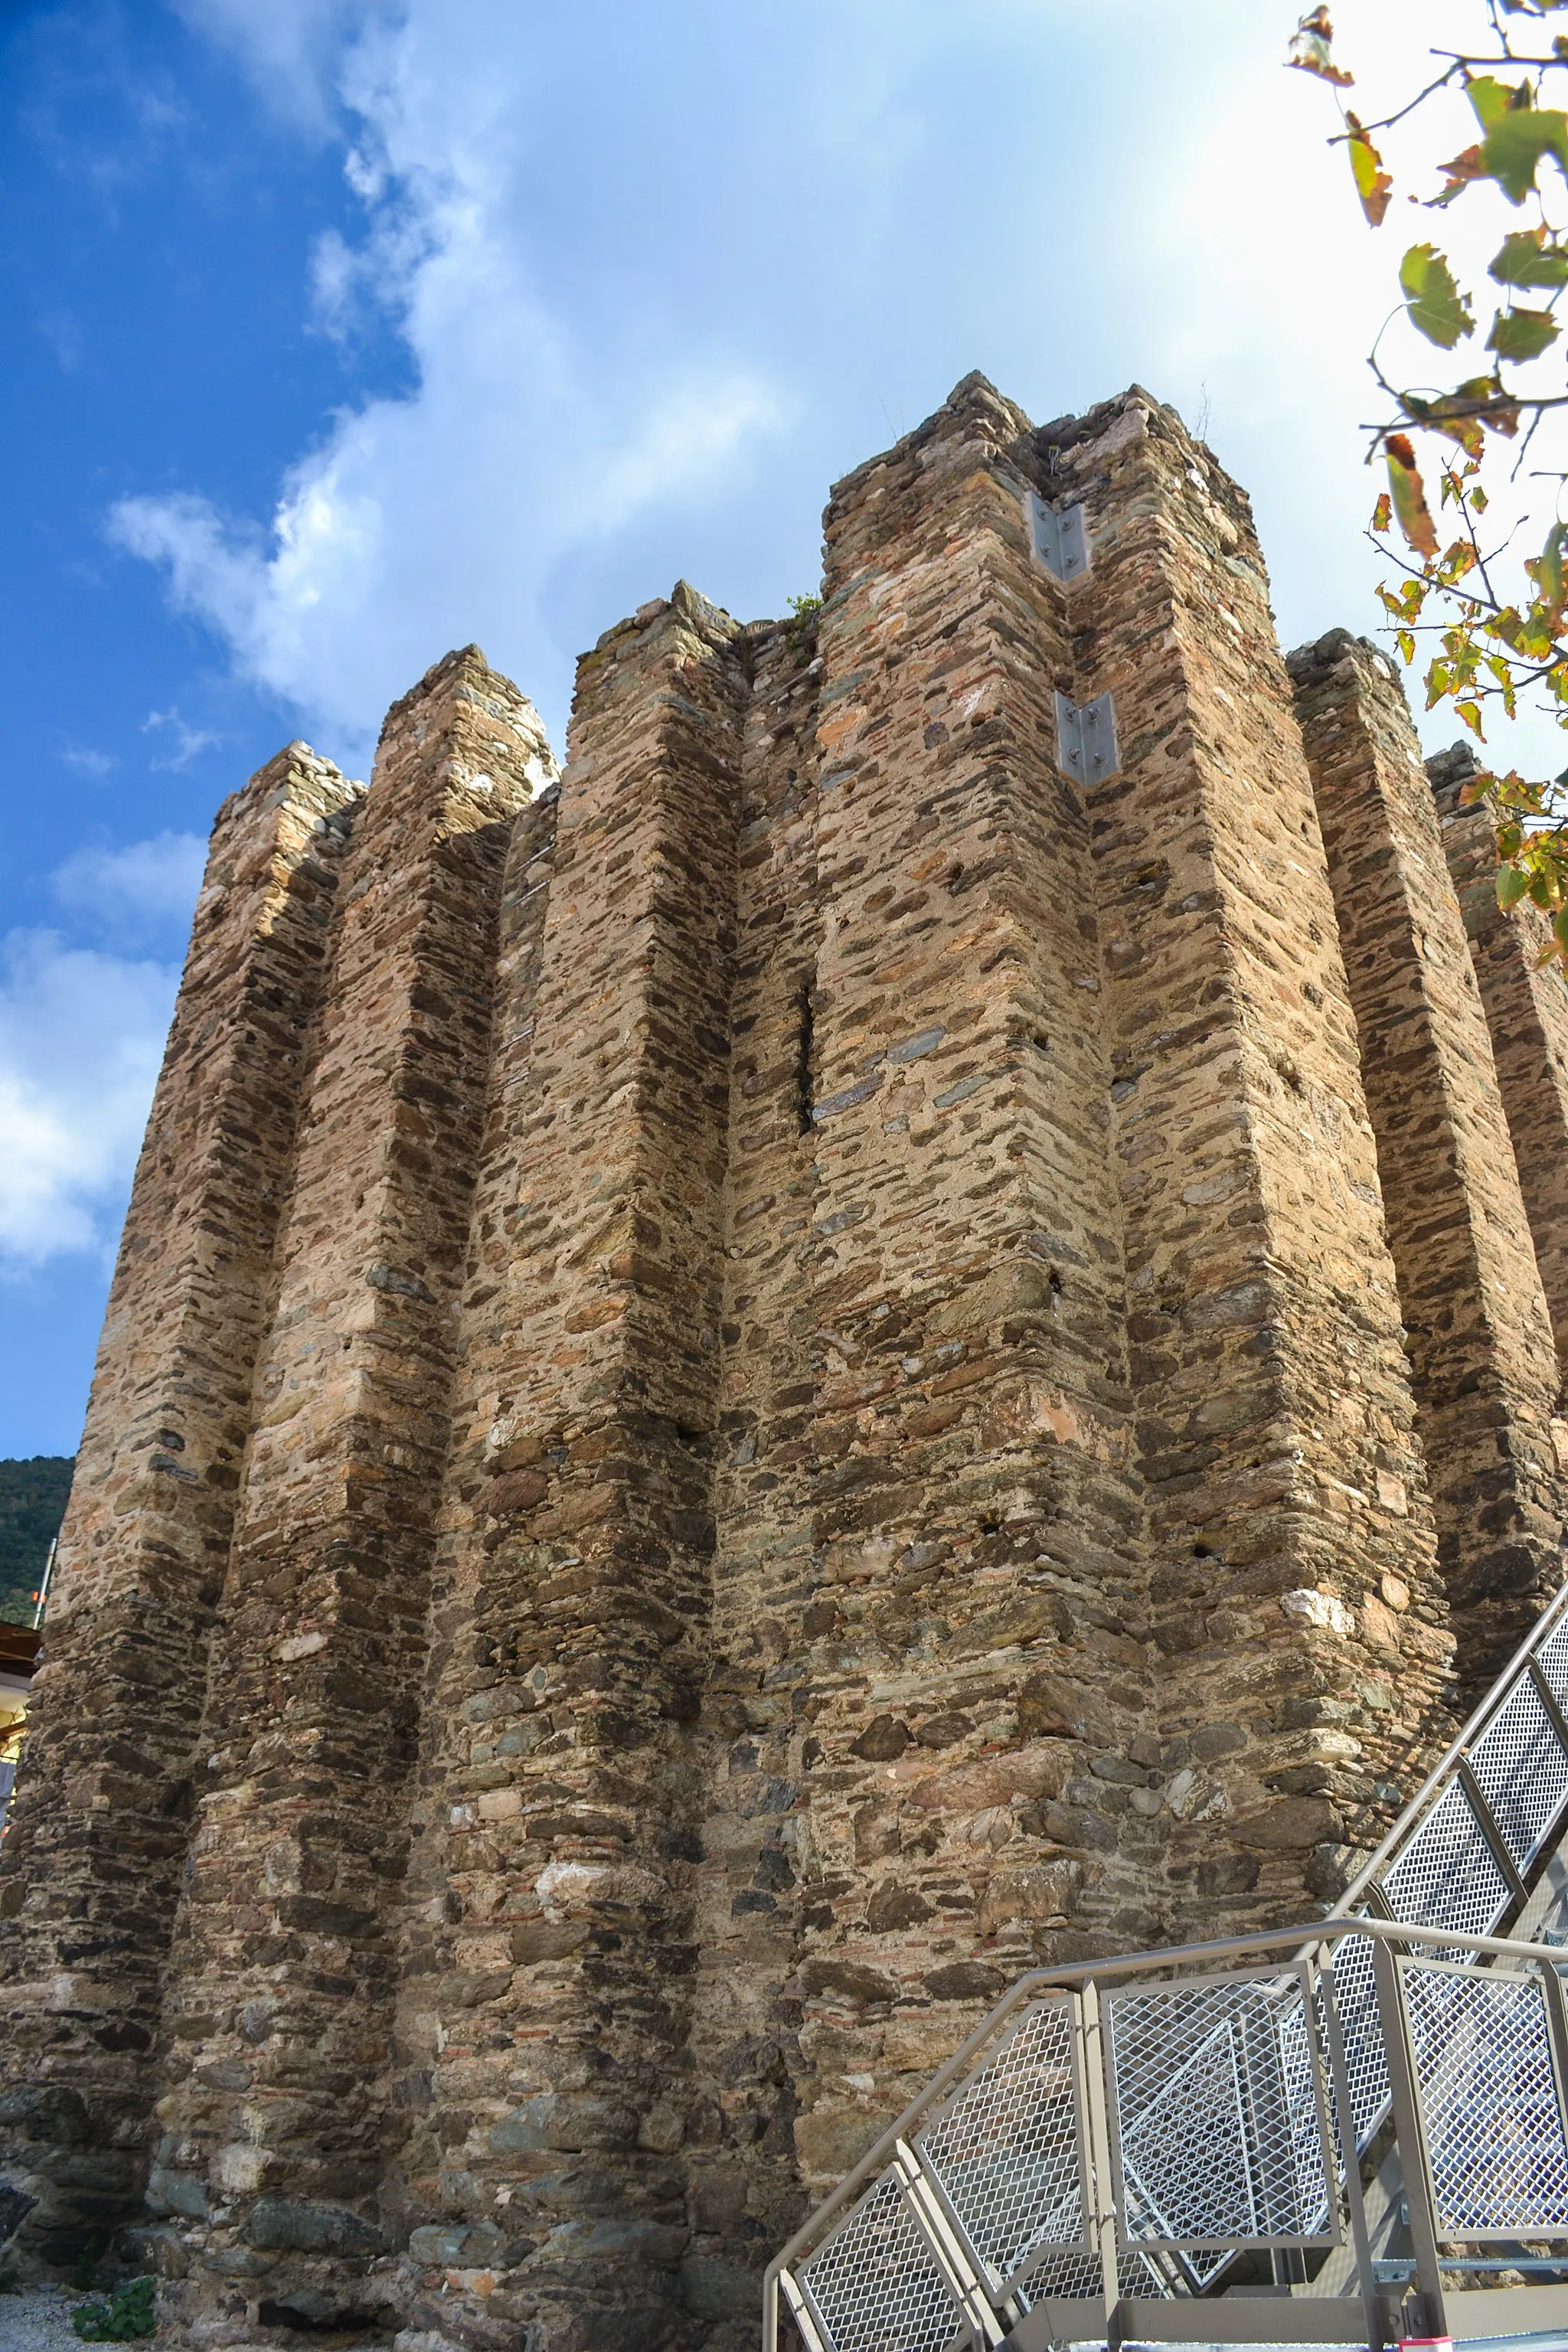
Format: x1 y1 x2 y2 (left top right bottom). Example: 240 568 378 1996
1538 1621 1568 1714
1323 1932 1390 2153
1404 1962 1568 2236
914 1994 1083 2293
776 1602 1568 2344
1380 1779 1511 1943
796 2170 967 2352
1106 1975 1332 2248
1468 1674 1568 1870
1011 2246 1167 2307
1276 1988 1334 2233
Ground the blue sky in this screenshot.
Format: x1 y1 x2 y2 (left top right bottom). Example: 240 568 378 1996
0 0 1547 1457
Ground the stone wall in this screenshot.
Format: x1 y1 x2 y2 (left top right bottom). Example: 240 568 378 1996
0 745 360 2261
2 376 1561 2352
1290 635 1566 1692
1429 739 1568 1384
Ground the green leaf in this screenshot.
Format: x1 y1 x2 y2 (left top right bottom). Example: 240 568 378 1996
1482 109 1568 205
1468 76 1519 136
1534 519 1568 611
1490 227 1568 287
1499 864 1532 909
1400 244 1474 346
1488 305 1562 361
1346 112 1393 226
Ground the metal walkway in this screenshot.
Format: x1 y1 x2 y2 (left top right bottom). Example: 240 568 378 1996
766 1585 1568 2352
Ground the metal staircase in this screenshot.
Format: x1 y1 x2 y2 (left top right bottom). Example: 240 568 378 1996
765 1585 1568 2352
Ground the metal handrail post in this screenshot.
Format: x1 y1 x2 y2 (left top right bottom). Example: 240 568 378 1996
1370 1940 1446 2341
1080 1978 1121 2313
1318 1952 1387 2352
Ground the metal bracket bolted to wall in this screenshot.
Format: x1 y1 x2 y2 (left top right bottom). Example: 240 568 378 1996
1026 491 1089 583
1056 690 1119 787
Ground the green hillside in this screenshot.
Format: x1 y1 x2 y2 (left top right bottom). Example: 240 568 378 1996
0 1456 74 1627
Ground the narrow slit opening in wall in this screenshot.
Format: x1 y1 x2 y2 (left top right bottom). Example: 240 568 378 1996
795 971 815 1136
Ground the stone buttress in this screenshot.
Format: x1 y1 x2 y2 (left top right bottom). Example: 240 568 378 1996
0 745 360 2260
1290 632 1567 1690
1429 738 1568 1386
144 650 554 2332
381 585 751 2352
9 374 1567 2352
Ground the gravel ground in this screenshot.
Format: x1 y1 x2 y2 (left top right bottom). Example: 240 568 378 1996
0 2282 92 2350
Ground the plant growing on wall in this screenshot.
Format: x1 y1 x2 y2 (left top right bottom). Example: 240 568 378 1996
1289 1 1568 966
71 2275 156 2342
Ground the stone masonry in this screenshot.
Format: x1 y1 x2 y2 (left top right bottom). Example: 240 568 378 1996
1 376 1563 2352
1291 636 1566 1693
1429 738 1568 1381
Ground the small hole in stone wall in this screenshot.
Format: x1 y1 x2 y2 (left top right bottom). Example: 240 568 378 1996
1032 1032 1050 1054
795 970 816 1137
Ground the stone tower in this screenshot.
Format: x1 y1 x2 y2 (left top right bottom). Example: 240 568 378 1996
2 375 1565 2351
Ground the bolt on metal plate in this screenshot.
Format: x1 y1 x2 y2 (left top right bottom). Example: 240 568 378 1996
1027 491 1089 583
1056 690 1119 786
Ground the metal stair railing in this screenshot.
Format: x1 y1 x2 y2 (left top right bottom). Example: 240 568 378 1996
765 1581 1568 2352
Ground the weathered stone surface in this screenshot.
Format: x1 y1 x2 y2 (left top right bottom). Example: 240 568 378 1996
6 376 1553 2347
1430 737 1568 1382
1291 632 1566 1690
0 741 362 2264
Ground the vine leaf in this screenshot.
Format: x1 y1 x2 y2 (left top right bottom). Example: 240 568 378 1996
1400 243 1475 345
1286 5 1353 85
1436 143 1488 204
1468 79 1568 204
1467 76 1522 136
1499 864 1533 910
1488 304 1562 360
1531 520 1568 616
1490 227 1568 287
1385 433 1439 555
1346 113 1393 225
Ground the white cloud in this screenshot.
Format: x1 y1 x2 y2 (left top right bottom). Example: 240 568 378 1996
142 707 221 770
60 743 116 779
1137 0 1568 773
52 831 207 942
0 931 176 1269
113 0 782 766
0 837 207 1268
169 0 383 134
121 0 1568 788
